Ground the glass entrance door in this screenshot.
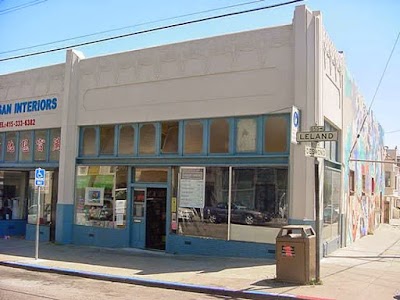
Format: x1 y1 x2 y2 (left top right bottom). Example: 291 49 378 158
130 186 167 250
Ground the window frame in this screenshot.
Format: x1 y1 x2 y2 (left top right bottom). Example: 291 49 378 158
117 123 138 157
183 119 206 156
80 126 99 157
207 117 234 156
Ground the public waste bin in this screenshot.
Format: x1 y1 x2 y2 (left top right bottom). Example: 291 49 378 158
275 225 316 284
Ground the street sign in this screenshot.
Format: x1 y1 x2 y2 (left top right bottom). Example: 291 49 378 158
305 146 326 158
296 131 338 143
291 106 300 144
35 168 46 187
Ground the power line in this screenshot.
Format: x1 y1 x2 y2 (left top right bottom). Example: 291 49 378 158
349 30 400 159
0 0 303 62
386 129 400 134
0 0 267 56
0 0 47 15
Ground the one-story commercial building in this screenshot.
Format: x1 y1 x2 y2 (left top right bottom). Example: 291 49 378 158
0 5 384 258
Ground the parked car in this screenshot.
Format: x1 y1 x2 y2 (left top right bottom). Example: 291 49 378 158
204 202 266 225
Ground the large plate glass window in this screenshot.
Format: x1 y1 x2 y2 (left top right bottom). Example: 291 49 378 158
118 125 135 156
100 125 115 155
236 118 257 153
81 127 97 156
264 115 288 153
75 166 128 229
5 132 17 162
27 171 54 225
209 118 230 154
19 131 32 161
49 128 61 161
0 171 29 221
160 121 179 154
323 167 341 242
139 124 156 155
184 120 203 154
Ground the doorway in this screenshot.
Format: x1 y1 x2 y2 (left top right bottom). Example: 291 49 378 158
130 186 167 250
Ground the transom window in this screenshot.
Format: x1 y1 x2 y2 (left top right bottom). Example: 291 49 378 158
78 114 290 158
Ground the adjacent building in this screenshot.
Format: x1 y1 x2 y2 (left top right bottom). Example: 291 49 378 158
0 5 385 258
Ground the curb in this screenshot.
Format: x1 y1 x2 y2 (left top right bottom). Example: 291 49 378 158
0 261 332 300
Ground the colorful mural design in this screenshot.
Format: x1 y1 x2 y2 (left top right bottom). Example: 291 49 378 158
343 70 384 245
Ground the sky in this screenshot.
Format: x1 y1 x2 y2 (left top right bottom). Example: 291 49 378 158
0 0 399 148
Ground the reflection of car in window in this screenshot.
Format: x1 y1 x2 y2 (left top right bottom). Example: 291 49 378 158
204 202 266 225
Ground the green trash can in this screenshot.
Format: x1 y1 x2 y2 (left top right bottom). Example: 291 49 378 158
276 225 316 284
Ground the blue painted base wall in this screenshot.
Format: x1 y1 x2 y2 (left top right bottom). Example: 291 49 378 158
25 224 50 242
56 204 74 244
166 234 276 259
73 225 130 248
0 220 26 237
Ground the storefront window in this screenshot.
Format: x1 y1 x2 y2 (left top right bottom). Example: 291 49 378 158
118 125 135 155
75 166 128 228
184 121 203 154
322 167 341 242
0 171 28 220
100 125 115 155
34 130 48 161
176 166 288 243
5 132 17 162
264 115 288 153
49 128 61 161
19 131 32 161
209 119 229 154
139 124 156 155
82 127 97 156
236 118 257 152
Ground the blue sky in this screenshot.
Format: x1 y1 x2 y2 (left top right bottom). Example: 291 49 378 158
0 0 399 148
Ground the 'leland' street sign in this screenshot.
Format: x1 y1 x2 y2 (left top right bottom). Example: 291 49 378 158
296 131 338 143
305 146 326 158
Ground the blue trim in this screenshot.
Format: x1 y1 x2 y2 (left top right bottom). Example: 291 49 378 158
0 162 59 168
25 224 50 242
0 220 27 236
167 234 276 259
55 203 74 244
73 225 130 248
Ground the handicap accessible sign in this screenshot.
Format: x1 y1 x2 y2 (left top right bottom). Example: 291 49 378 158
35 168 46 187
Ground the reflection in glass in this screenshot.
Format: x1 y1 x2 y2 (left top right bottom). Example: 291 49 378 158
264 115 288 153
139 124 156 155
74 166 128 229
82 127 96 156
184 121 203 154
100 125 115 155
322 167 341 242
27 171 53 225
161 121 179 154
119 125 135 155
209 119 229 153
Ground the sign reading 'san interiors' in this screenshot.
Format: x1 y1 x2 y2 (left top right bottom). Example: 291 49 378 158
0 98 58 115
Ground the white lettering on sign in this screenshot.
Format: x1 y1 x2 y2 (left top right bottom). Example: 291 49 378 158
305 146 326 158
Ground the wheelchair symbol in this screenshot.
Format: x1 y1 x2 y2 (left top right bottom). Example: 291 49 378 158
35 168 45 179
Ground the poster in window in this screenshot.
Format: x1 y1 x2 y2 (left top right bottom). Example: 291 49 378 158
85 187 104 206
179 167 205 208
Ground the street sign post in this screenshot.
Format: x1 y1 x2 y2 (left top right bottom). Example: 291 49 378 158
296 125 338 283
34 168 46 260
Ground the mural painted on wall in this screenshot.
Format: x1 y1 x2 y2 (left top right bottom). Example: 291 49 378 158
343 70 384 245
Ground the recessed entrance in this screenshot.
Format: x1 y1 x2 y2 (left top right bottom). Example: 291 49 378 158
145 188 166 250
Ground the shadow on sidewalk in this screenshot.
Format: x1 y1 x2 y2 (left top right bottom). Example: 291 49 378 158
0 237 274 276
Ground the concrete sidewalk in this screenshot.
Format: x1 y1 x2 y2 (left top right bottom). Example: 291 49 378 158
1 223 399 300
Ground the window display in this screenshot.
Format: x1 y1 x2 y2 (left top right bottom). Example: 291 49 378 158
176 166 289 243
75 166 128 228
